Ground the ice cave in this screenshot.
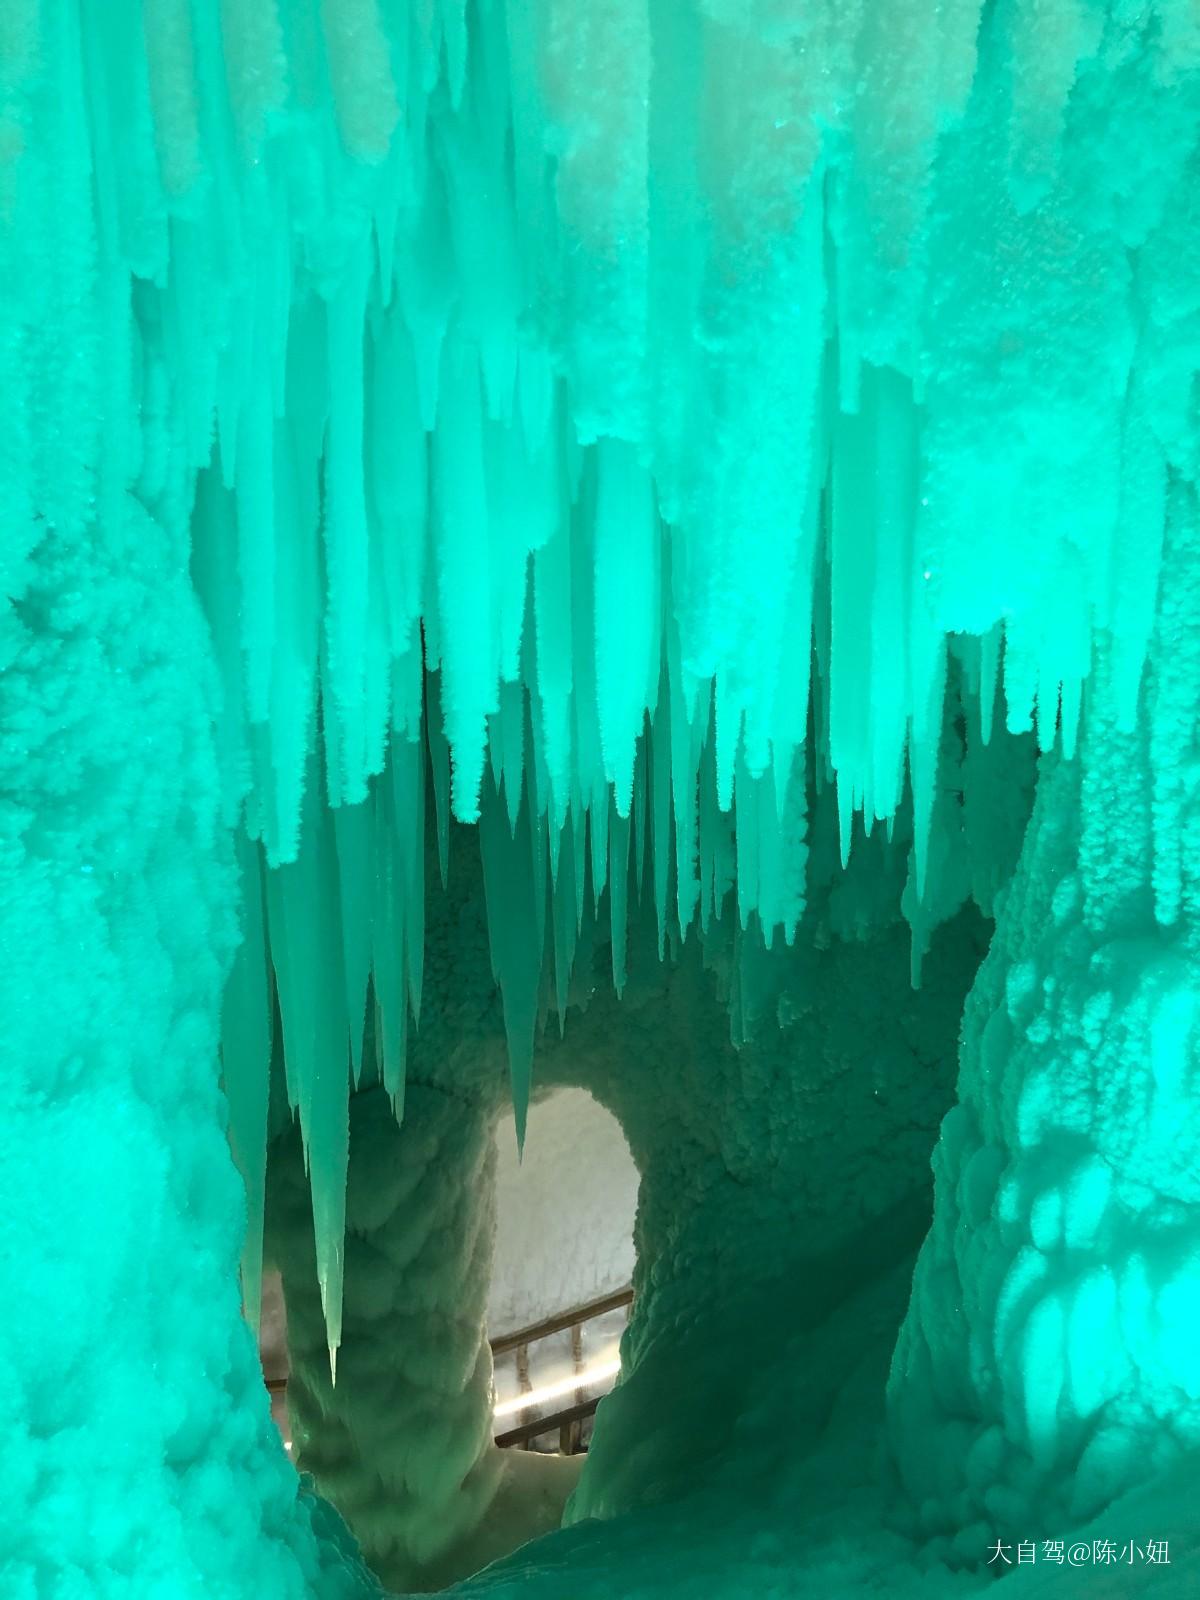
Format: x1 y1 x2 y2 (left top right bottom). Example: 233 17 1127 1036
3 2 1200 1596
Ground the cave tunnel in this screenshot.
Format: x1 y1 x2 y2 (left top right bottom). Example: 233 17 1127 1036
3 4 1200 1599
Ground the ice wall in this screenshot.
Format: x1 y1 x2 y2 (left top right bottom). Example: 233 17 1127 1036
0 13 378 1591
888 504 1200 1548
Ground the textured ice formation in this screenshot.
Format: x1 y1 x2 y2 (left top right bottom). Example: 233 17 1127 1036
4 2 1200 1597
176 0 1200 1359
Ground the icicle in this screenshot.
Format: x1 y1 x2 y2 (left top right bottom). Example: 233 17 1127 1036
533 519 574 809
425 671 452 887
394 727 426 1029
478 775 543 1151
552 811 578 1027
649 685 671 959
829 380 875 862
979 624 1001 746
369 311 428 663
69 0 1200 1393
524 714 549 966
189 464 251 833
908 633 948 904
493 677 526 830
265 756 351 1362
569 484 608 854
323 246 374 807
221 833 273 1336
667 607 702 937
332 799 374 1084
371 778 409 1108
631 736 648 899
868 367 916 825
593 439 660 813
432 341 495 821
590 793 610 910
608 800 631 996
734 741 759 933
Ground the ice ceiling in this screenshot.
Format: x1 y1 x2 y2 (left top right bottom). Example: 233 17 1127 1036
3 1 1200 1596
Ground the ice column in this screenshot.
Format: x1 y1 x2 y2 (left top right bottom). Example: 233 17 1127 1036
268 1083 574 1591
887 495 1200 1551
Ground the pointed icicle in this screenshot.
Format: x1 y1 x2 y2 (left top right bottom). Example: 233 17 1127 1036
570 487 609 843
332 798 375 1085
552 811 578 1028
868 368 916 826
713 670 740 814
572 801 588 936
608 798 631 995
650 688 671 959
979 623 1001 745
369 311 427 661
264 415 321 866
425 670 452 887
371 788 409 1109
533 517 574 810
485 408 548 666
908 636 948 904
754 751 807 946
589 795 609 910
735 744 760 934
391 724 426 1031
667 621 701 938
593 438 659 812
189 464 252 833
323 245 373 807
523 697 548 963
221 832 273 1337
432 339 494 821
266 754 351 1365
235 343 277 728
829 385 875 861
478 774 543 1152
497 676 526 829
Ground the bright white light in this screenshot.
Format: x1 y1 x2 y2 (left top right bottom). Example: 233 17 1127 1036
493 1355 621 1420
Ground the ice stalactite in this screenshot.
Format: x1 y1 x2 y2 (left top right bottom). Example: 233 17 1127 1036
73 0 1180 1356
887 494 1200 1553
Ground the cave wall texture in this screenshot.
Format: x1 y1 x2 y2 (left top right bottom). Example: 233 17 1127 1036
2 2 1200 1597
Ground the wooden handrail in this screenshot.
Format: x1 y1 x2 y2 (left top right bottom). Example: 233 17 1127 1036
495 1395 601 1451
262 1286 634 1416
488 1285 633 1357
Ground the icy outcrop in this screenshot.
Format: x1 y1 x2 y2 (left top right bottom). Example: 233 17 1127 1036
889 505 1200 1550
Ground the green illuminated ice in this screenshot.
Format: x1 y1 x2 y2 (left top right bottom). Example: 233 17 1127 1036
2 2 1199 1597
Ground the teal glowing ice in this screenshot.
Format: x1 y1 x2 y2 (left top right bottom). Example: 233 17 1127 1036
2 3 1199 1597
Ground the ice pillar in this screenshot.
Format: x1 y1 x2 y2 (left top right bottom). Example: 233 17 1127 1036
268 1082 575 1591
0 500 368 1599
887 492 1200 1551
0 10 375 1591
